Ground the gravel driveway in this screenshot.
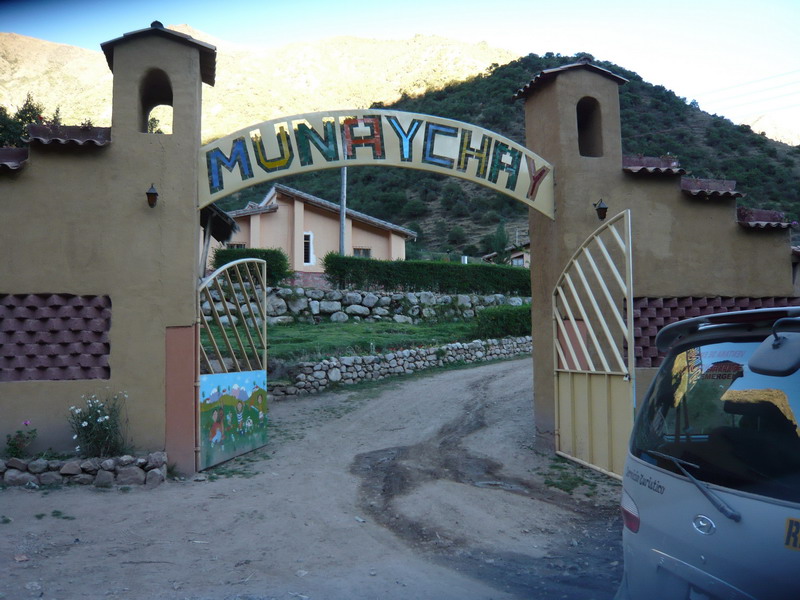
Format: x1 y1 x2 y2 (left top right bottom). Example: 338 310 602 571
1 358 622 599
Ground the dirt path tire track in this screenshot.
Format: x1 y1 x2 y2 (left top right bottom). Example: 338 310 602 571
349 361 623 599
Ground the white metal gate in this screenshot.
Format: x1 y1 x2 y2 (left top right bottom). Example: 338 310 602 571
552 210 634 476
197 259 269 470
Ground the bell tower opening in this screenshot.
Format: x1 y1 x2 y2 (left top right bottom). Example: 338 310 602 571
140 68 173 134
576 96 603 157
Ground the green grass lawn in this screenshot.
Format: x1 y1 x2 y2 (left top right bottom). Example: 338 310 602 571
267 320 478 363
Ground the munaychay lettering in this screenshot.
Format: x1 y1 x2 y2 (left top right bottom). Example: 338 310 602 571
200 110 553 219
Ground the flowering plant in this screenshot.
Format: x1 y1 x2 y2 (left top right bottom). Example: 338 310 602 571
4 420 37 458
67 391 128 457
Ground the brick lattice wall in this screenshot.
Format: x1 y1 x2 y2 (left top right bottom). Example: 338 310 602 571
633 296 800 368
0 294 111 381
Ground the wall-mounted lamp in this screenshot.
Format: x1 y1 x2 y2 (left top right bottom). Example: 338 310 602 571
593 199 608 221
146 184 159 208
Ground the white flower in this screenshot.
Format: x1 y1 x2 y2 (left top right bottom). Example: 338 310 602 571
81 421 88 427
72 434 77 440
75 445 81 452
74 408 81 414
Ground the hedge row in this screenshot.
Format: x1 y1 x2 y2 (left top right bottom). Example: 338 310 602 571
211 248 292 286
472 305 532 339
322 253 531 295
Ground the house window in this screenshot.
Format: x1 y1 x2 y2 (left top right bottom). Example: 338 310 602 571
227 242 246 249
353 247 371 258
303 232 314 265
511 256 524 266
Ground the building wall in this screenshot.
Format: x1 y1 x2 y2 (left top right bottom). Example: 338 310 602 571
0 33 203 469
221 191 408 273
524 67 793 440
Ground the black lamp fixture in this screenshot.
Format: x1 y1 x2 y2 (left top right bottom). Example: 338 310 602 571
593 199 608 221
146 184 159 208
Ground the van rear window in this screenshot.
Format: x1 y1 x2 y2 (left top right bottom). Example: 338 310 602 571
633 340 800 503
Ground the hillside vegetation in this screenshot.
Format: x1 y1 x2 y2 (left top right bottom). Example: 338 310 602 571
220 53 800 255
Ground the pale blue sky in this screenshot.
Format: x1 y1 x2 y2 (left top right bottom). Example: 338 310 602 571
2 0 798 129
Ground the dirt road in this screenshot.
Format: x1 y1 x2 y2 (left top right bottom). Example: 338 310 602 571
1 358 623 599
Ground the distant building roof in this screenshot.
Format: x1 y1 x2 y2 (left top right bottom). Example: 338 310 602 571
513 58 628 101
681 178 743 199
201 204 239 243
227 184 418 241
24 124 112 147
623 155 686 175
101 21 216 86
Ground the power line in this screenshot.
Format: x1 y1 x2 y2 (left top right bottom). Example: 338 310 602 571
697 69 800 98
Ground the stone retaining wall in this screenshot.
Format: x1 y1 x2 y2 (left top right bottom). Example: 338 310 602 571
270 336 532 398
202 286 531 326
0 451 167 489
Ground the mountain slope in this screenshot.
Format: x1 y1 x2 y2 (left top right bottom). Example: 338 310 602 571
0 27 517 142
2 30 798 255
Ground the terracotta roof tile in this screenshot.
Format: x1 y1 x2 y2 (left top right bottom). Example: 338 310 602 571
0 147 29 171
736 206 792 230
101 22 216 86
622 155 686 175
24 124 111 147
681 177 742 199
513 59 628 101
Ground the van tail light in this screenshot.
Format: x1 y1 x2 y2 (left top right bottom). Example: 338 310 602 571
621 489 640 533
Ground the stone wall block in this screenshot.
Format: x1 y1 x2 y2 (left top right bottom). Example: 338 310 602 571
94 469 115 487
343 291 363 305
80 458 101 474
319 300 342 314
6 457 28 471
4 469 38 486
145 467 166 489
267 295 288 316
116 466 146 485
38 471 63 486
60 460 82 475
27 458 48 474
287 297 309 313
146 451 167 470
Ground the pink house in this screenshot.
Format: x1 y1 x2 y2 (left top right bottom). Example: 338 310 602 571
219 184 417 282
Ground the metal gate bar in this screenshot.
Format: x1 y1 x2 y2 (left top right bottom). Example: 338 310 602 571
552 210 634 476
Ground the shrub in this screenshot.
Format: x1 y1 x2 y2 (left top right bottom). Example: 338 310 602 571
67 392 128 457
212 247 292 286
4 421 37 458
322 253 530 295
472 304 532 338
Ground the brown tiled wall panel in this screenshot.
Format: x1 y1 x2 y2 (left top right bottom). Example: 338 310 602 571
0 294 111 381
633 296 800 368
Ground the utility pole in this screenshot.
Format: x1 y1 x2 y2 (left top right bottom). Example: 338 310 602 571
340 166 347 255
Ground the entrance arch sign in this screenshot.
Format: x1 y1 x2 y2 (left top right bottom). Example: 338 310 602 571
199 110 554 218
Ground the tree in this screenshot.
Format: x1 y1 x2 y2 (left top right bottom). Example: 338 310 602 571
447 225 466 246
0 93 50 147
489 222 512 264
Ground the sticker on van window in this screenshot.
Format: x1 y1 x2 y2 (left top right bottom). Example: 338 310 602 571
785 518 800 551
625 467 666 494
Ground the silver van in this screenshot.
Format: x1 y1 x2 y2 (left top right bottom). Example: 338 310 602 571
615 308 800 600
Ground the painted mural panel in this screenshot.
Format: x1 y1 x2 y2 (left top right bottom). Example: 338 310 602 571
198 370 268 470
199 109 554 219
